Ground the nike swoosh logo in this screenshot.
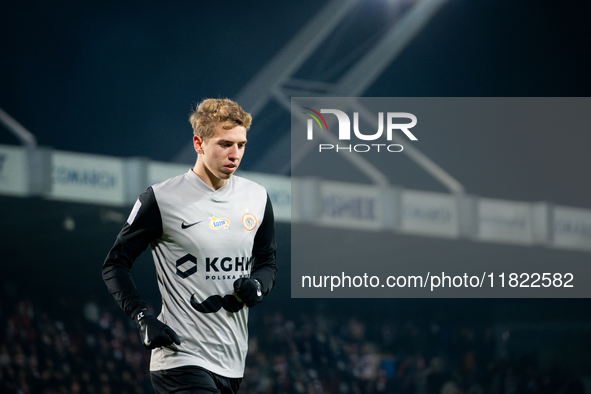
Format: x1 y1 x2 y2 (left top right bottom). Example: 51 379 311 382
254 279 262 297
144 327 151 347
181 221 202 229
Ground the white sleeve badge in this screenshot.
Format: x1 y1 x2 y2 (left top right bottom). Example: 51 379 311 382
127 199 142 225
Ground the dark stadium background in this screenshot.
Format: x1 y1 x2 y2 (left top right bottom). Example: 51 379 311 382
1 1 591 393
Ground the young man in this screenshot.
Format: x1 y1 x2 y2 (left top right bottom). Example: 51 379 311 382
102 98 277 394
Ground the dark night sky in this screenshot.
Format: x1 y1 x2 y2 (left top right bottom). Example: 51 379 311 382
1 0 590 206
1 1 324 158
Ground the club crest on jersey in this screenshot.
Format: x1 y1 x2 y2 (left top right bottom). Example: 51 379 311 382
209 215 230 230
242 213 257 231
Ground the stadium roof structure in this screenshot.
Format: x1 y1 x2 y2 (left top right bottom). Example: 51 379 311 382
174 0 452 189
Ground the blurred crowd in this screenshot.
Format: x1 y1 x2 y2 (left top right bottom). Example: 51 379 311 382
240 312 585 394
0 297 151 394
0 295 587 394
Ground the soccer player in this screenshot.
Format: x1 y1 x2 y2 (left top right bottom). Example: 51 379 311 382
102 98 277 394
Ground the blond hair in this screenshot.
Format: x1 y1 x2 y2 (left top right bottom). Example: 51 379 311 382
189 98 252 140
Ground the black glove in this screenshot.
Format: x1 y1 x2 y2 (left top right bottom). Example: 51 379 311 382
134 310 181 350
233 278 263 308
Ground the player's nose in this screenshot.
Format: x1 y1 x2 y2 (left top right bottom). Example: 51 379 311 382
228 145 241 159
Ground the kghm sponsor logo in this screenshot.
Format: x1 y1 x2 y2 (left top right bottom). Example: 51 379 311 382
175 253 252 281
303 107 417 153
206 256 253 281
206 256 253 272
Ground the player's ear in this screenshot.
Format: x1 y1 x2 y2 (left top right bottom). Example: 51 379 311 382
193 135 204 154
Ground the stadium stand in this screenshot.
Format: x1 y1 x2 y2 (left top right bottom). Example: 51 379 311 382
1 289 588 394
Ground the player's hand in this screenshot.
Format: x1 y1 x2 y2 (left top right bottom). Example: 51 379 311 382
134 310 181 350
233 278 263 308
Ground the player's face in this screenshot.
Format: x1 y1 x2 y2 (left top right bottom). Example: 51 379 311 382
193 122 247 189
